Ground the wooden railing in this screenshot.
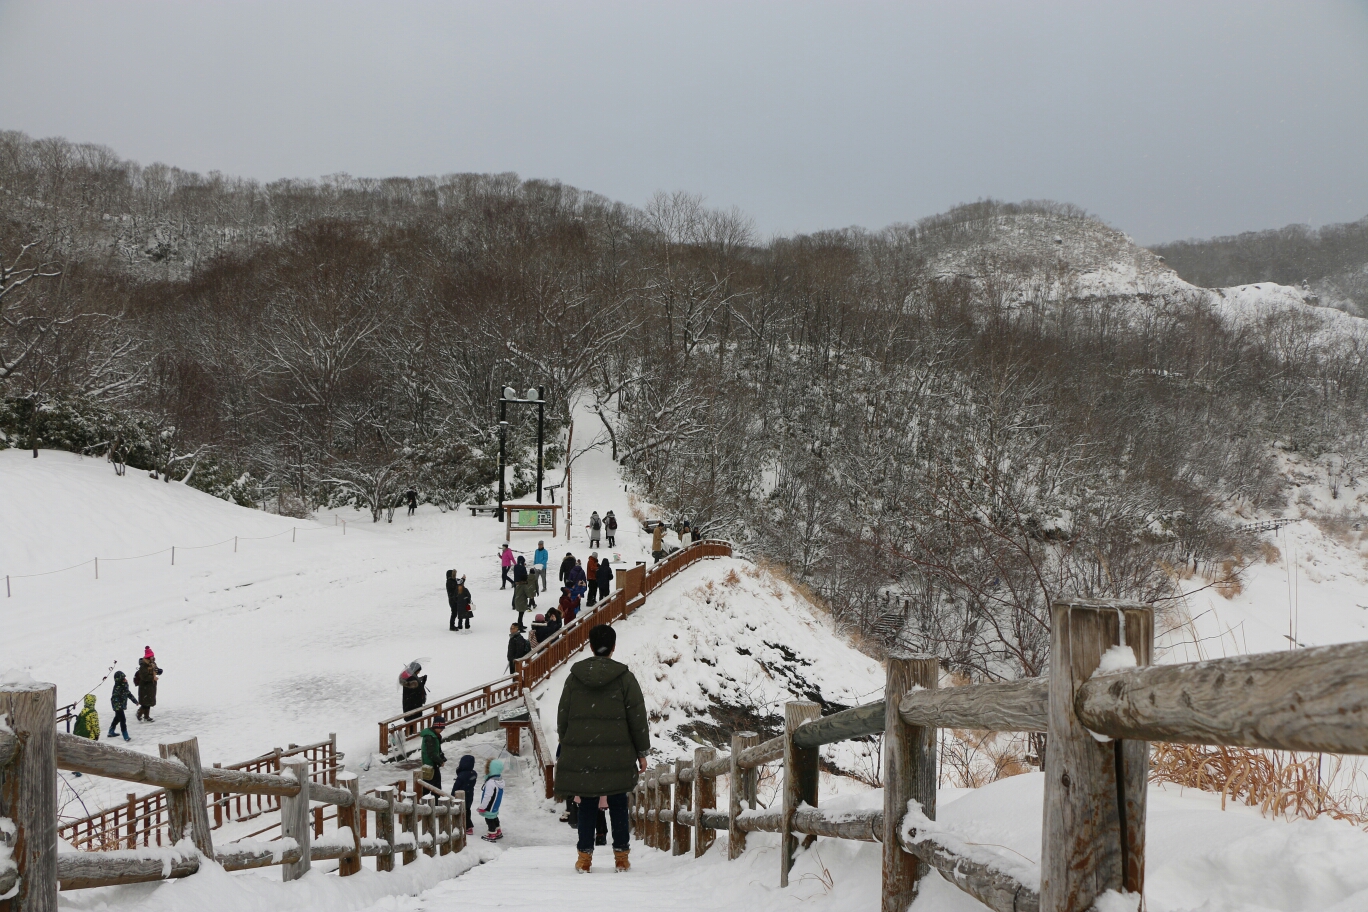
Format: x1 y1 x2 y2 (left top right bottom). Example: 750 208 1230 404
627 598 1368 912
377 539 734 756
58 736 340 851
0 691 469 906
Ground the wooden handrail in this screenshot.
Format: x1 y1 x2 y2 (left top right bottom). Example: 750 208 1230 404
1076 639 1368 753
899 677 1049 732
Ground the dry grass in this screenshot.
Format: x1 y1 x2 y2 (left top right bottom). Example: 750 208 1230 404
626 492 648 526
1257 540 1282 564
940 728 1032 789
1150 743 1368 826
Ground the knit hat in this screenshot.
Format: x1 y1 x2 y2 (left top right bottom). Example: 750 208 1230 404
144 647 154 659
432 716 447 729
535 614 545 622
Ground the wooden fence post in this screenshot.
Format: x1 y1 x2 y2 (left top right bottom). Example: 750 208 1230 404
881 653 938 912
671 759 692 856
375 786 396 872
1041 598 1153 912
694 747 716 857
212 762 223 829
729 731 759 860
1 684 57 912
781 701 821 887
649 767 664 850
438 796 453 856
422 795 437 857
280 760 311 881
125 793 137 849
337 773 361 876
159 737 215 858
454 796 467 853
402 782 419 865
657 765 671 852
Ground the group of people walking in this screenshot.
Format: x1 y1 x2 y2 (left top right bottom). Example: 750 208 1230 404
416 622 649 867
70 647 163 751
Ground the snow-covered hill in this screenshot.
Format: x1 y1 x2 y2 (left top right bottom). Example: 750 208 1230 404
920 207 1368 349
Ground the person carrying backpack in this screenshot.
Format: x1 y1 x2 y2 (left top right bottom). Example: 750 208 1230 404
406 488 418 516
108 670 138 741
604 511 618 547
588 511 602 547
478 758 506 841
73 694 100 741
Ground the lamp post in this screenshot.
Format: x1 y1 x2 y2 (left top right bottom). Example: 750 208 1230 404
495 385 546 521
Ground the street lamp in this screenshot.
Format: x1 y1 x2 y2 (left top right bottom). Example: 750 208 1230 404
496 385 546 520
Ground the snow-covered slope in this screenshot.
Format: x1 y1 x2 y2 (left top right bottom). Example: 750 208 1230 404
535 556 884 775
922 209 1368 348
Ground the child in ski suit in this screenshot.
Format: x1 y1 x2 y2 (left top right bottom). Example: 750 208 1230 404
73 694 100 741
479 758 505 841
108 670 138 741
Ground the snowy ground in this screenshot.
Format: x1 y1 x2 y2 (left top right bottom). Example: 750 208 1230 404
8 399 1368 911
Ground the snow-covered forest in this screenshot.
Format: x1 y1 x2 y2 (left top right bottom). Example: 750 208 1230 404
4 129 1368 687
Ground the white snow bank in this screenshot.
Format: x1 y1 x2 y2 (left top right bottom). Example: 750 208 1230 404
58 843 499 912
533 556 885 772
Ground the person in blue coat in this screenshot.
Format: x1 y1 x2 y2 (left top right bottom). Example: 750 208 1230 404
453 754 479 835
534 541 550 593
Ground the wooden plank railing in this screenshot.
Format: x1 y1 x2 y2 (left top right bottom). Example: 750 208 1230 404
58 734 340 852
0 696 468 903
627 598 1368 912
377 538 734 757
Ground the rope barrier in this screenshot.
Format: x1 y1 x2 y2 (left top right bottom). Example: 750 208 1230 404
2 521 348 596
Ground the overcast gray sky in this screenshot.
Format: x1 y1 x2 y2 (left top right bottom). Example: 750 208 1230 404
1 1 1366 243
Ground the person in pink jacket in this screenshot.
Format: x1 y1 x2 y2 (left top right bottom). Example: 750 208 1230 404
500 544 515 590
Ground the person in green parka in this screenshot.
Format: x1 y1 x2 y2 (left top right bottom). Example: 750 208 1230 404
73 694 100 741
421 716 448 792
556 624 649 873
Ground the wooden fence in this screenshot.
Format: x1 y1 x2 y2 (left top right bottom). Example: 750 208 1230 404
628 598 1368 912
0 689 469 910
377 539 734 756
58 736 339 851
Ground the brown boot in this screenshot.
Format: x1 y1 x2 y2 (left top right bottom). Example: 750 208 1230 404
575 851 593 873
614 849 630 872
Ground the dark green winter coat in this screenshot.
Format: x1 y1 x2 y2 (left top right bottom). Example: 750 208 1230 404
512 578 535 612
555 656 649 798
73 694 100 741
420 727 446 769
